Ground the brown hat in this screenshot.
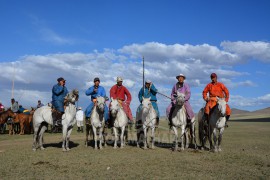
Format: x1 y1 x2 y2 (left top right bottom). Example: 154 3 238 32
57 77 66 82
210 73 217 78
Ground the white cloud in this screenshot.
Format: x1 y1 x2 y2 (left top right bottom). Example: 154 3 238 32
221 41 270 63
0 41 269 114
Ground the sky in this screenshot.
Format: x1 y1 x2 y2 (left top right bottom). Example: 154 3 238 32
0 0 270 115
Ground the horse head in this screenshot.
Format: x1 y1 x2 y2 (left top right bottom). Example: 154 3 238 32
217 97 226 117
96 96 105 113
65 89 79 104
175 92 185 106
142 97 151 115
110 98 120 118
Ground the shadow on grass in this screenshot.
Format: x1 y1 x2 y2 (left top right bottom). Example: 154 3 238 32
232 117 270 123
43 141 79 149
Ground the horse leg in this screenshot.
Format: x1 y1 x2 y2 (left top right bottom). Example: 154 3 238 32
66 126 73 151
120 126 125 148
180 125 185 151
92 126 98 150
62 125 68 151
85 125 89 147
172 126 178 151
39 125 47 150
218 128 224 152
20 121 24 135
143 125 148 150
32 124 40 151
185 127 189 149
151 127 155 149
208 126 214 151
113 127 118 149
213 128 218 152
191 123 198 149
99 127 103 150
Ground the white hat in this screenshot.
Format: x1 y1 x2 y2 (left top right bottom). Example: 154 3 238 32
116 77 123 82
176 74 186 79
145 79 151 83
78 107 82 110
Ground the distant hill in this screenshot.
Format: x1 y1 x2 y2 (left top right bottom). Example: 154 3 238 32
252 107 270 115
231 107 270 120
231 108 250 115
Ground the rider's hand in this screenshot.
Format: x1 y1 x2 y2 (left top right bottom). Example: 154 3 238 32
205 97 210 101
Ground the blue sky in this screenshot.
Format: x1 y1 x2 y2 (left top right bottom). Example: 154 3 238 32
0 0 270 115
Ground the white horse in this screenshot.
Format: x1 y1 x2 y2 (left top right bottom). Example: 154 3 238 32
198 97 227 152
90 96 106 150
136 97 157 149
110 98 128 149
171 92 197 151
32 90 78 152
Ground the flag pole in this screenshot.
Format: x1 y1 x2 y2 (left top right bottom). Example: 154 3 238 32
142 56 145 97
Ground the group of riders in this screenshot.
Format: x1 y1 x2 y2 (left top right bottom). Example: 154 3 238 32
51 72 231 129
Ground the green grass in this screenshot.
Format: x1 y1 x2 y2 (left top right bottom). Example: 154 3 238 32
0 118 270 179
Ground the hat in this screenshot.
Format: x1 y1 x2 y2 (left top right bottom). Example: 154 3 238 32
78 107 82 110
57 77 66 82
117 77 123 82
210 73 217 78
176 74 186 79
145 79 151 83
94 77 100 82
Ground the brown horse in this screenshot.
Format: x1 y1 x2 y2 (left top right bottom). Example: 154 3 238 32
13 108 35 135
0 109 16 135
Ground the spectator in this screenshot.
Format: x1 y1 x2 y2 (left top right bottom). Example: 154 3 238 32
37 100 44 108
76 107 84 133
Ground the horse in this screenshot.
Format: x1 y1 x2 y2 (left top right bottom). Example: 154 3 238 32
198 97 227 152
89 96 106 150
32 89 78 151
171 92 197 151
13 113 32 135
110 98 128 149
0 109 16 135
136 97 157 149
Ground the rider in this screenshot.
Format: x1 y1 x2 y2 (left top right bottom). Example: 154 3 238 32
85 77 109 125
52 77 69 126
11 98 19 113
202 73 231 127
136 80 160 128
110 77 133 124
18 105 30 115
166 74 195 127
0 101 5 112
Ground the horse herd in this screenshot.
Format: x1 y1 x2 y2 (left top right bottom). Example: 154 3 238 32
1 90 228 153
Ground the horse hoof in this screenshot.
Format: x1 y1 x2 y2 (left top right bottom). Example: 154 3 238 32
180 148 184 151
66 148 70 151
62 149 67 152
143 147 148 150
32 148 36 151
41 147 45 150
113 146 117 149
218 148 222 152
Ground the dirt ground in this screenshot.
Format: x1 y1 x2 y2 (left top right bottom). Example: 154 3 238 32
0 118 270 179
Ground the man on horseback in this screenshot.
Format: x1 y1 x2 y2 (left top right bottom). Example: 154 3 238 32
202 73 231 127
110 77 133 124
166 74 195 127
136 80 160 128
52 77 69 126
85 77 109 125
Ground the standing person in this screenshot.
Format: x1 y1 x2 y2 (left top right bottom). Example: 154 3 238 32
11 98 19 113
85 77 109 124
110 77 133 123
166 74 195 127
0 101 5 112
76 107 84 133
36 100 44 109
202 73 231 127
52 77 68 126
136 80 160 128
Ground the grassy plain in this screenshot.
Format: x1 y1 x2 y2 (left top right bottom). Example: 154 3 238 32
0 117 270 179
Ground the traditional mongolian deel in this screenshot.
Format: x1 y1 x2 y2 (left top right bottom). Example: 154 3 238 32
52 84 68 113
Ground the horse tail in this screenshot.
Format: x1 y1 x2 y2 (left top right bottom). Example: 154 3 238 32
197 108 204 146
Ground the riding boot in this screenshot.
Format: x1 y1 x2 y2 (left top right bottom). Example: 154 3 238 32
85 117 90 125
225 115 230 128
203 113 209 127
56 112 63 126
155 117 159 128
52 110 60 127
